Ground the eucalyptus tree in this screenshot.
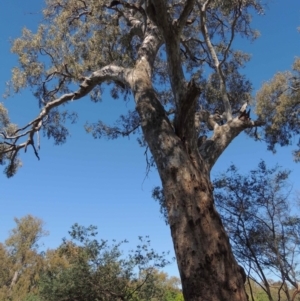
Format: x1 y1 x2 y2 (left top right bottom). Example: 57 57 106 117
1 215 48 301
0 1 267 300
39 224 171 301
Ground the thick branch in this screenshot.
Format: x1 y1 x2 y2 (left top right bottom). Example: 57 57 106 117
150 0 186 107
107 0 146 17
175 79 201 153
177 0 196 31
195 110 224 133
1 65 130 159
199 117 265 170
113 2 146 38
1 8 162 168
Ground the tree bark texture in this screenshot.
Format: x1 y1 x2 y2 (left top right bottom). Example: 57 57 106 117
134 81 247 300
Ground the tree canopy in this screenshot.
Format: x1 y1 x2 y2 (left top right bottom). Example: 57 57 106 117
0 0 266 176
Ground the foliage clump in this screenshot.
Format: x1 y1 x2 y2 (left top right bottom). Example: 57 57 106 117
256 58 300 161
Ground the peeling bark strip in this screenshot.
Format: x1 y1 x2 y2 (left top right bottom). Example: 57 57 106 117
2 0 266 300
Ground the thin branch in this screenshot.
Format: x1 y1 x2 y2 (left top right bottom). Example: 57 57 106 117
220 5 242 66
199 0 233 121
68 9 91 25
181 40 206 63
126 267 154 299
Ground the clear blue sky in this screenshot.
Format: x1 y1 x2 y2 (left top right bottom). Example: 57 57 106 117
0 0 300 278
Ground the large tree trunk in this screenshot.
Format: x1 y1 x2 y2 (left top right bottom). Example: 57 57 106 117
162 161 247 301
134 79 247 301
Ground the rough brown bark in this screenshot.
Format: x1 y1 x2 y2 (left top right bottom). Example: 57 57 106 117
133 74 247 300
163 165 247 301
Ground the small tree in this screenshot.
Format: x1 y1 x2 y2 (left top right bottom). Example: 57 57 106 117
39 223 170 301
213 161 300 301
0 215 48 301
